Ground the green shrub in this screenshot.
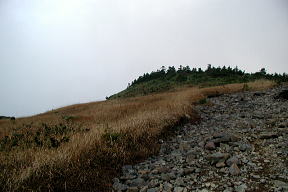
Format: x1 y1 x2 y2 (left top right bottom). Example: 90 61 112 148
198 98 207 104
34 135 43 147
62 115 76 121
47 137 60 148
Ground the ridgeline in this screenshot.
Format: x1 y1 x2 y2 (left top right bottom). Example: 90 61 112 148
108 65 288 99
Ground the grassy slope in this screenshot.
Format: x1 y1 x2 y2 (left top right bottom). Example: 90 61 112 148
0 80 275 191
108 67 285 99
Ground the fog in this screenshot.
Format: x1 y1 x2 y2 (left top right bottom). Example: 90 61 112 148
0 0 287 117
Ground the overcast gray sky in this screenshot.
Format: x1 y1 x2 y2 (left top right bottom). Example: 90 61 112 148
0 0 287 117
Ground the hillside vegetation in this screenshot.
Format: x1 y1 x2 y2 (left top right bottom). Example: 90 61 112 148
0 78 277 191
108 65 288 99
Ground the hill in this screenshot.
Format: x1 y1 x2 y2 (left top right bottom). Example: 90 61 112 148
0 67 286 191
108 65 288 99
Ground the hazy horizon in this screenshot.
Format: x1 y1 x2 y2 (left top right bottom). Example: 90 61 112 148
1 0 288 117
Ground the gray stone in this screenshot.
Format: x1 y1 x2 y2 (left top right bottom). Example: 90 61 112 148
112 178 120 183
120 175 136 180
163 182 173 192
168 172 177 180
223 188 233 192
161 173 170 181
147 187 158 192
239 143 252 151
113 182 128 191
156 166 170 174
185 150 197 164
127 187 139 192
176 168 184 176
220 143 230 151
259 132 278 139
130 177 145 187
122 165 134 175
183 168 195 175
207 152 229 164
251 174 260 179
260 179 266 183
198 189 209 192
229 163 241 175
274 180 288 191
179 141 191 151
205 141 216 150
216 161 226 168
175 177 185 186
139 186 149 192
174 186 184 192
234 184 247 192
226 156 240 167
212 133 239 144
148 179 159 188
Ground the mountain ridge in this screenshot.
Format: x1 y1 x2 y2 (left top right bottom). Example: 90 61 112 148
108 65 288 99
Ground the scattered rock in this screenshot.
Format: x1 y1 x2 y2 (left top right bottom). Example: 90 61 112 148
259 132 279 139
148 179 159 188
198 189 209 192
234 184 247 192
211 133 239 144
140 186 149 192
113 86 288 191
174 186 184 192
147 187 158 192
229 163 241 175
185 150 197 164
205 141 216 150
179 141 191 152
274 180 288 191
216 161 226 168
113 182 128 191
183 167 195 175
226 156 240 167
130 177 145 187
126 187 139 192
207 152 229 164
163 182 173 191
251 174 260 179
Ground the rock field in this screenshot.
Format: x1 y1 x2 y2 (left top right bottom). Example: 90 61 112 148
113 86 288 192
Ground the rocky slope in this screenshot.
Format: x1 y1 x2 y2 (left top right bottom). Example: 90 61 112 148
112 86 288 192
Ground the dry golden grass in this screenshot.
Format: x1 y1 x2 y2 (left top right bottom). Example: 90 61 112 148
0 80 275 191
